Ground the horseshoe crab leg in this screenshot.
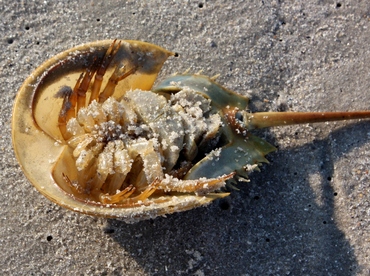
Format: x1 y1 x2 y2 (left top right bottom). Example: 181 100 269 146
75 66 95 111
98 65 137 103
90 39 121 103
100 179 160 206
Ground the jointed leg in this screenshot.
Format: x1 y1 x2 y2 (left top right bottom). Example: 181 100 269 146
98 66 137 102
99 179 160 205
90 39 122 103
58 40 122 139
76 64 98 112
100 184 136 204
57 77 80 140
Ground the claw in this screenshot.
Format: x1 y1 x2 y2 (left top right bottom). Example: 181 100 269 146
98 65 137 103
76 65 98 112
100 178 160 206
100 184 136 204
90 39 122 103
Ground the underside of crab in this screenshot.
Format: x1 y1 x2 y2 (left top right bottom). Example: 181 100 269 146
12 39 370 222
51 40 242 207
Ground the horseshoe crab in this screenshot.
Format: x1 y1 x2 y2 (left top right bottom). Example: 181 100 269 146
12 40 370 223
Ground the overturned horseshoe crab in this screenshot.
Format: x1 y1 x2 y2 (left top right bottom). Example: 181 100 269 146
12 40 370 223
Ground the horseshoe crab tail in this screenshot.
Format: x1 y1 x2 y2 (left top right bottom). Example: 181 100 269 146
244 111 370 130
